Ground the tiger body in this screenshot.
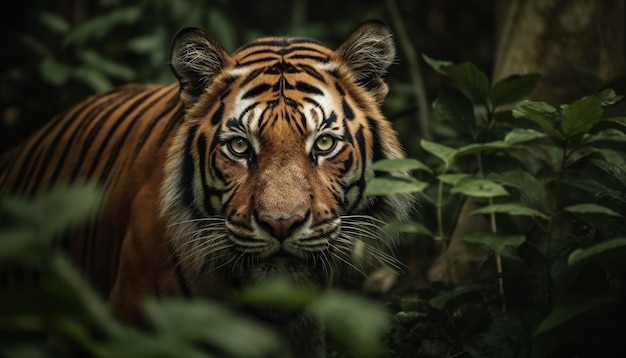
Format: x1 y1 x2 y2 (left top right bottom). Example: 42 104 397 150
1 21 412 356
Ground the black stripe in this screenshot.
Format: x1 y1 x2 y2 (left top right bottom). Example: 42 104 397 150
86 88 163 181
346 124 368 213
367 117 385 163
234 38 324 54
242 83 272 99
181 124 199 209
157 104 185 148
298 64 325 82
295 81 323 95
24 93 118 193
197 133 214 214
211 102 225 125
132 90 183 163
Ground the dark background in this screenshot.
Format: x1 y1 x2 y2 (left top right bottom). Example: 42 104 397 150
0 0 495 155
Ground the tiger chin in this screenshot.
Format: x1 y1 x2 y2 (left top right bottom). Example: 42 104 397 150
1 19 413 358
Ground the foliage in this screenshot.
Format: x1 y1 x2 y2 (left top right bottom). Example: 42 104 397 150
371 56 626 357
0 187 391 357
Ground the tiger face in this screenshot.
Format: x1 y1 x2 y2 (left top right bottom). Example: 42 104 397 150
162 21 413 294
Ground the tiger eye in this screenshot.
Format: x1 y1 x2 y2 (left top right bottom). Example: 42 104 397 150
314 135 336 153
229 137 250 155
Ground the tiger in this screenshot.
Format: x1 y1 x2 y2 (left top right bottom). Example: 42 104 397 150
0 20 413 356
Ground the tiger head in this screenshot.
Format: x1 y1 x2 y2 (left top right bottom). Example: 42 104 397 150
162 20 414 295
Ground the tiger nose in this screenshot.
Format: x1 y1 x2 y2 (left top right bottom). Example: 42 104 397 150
258 214 304 241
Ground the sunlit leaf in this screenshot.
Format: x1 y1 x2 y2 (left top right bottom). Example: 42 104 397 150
450 178 509 198
471 203 549 219
364 177 428 196
489 73 540 109
370 158 432 173
568 238 626 266
561 96 603 137
512 100 564 140
564 203 622 217
535 297 615 335
420 140 458 169
503 128 547 145
593 88 623 106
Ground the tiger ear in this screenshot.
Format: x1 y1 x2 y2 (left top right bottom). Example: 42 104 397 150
170 27 230 107
337 20 396 104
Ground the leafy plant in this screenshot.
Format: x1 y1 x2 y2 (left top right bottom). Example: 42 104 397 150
369 56 626 357
0 186 393 357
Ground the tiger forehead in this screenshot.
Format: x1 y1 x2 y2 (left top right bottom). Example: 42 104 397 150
232 36 334 66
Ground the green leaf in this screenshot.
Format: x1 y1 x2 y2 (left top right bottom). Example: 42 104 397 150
238 278 317 308
593 88 623 106
456 141 512 157
420 140 458 169
602 116 626 129
309 291 390 357
503 128 547 145
589 158 626 187
562 177 626 204
561 96 603 137
512 100 564 140
1 185 102 238
463 232 526 258
564 203 622 217
422 55 490 100
437 173 472 186
471 203 549 219
582 128 626 146
489 73 540 109
487 170 548 211
39 57 71 86
39 11 70 33
78 51 135 81
370 158 432 173
535 297 615 335
450 178 509 198
64 7 141 46
432 86 476 136
383 222 432 236
73 67 113 92
568 238 626 266
429 285 489 310
143 298 286 357
364 177 428 196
